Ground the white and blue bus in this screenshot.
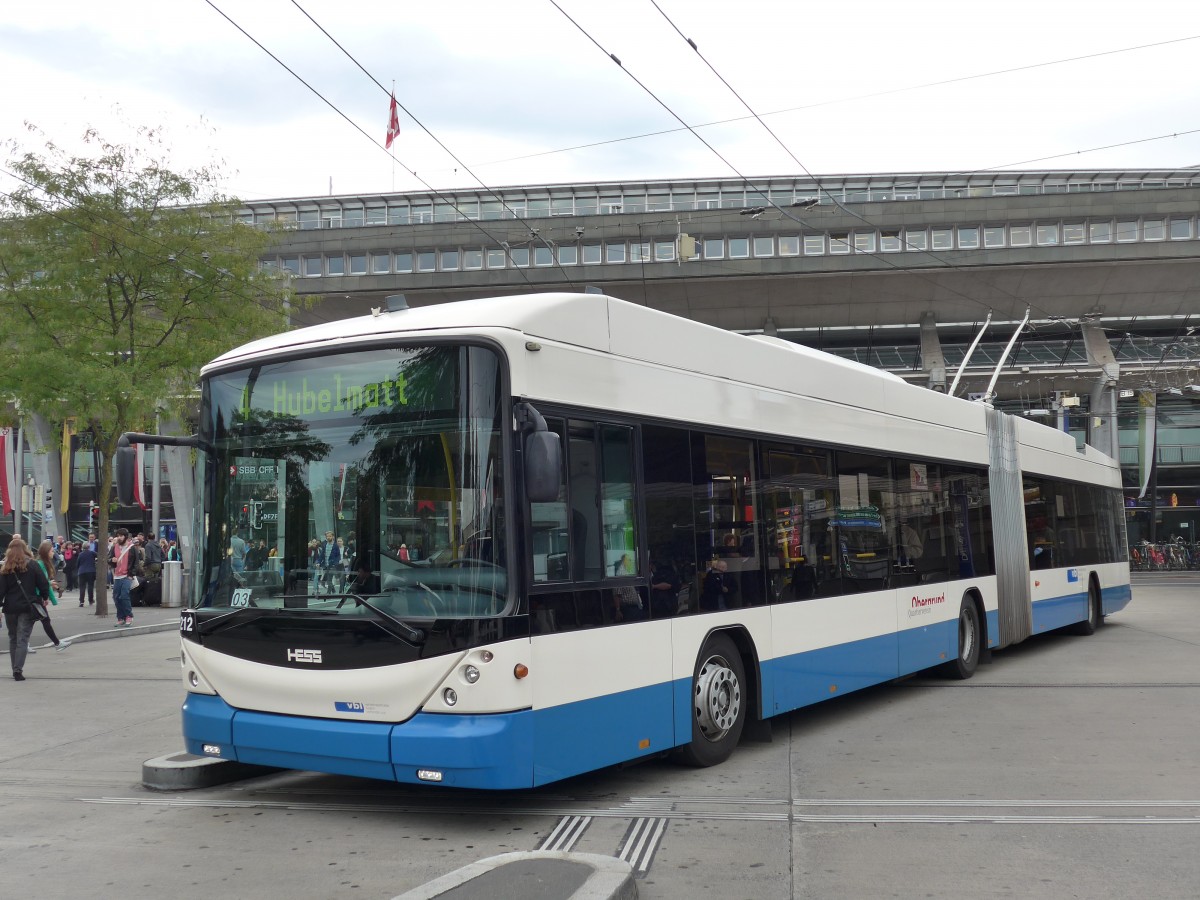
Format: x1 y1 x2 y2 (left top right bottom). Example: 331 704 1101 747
121 292 1130 789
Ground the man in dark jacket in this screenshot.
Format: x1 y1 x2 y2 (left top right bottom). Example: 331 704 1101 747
76 541 98 606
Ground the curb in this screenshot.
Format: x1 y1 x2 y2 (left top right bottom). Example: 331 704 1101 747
1 620 178 654
142 751 281 791
392 852 637 900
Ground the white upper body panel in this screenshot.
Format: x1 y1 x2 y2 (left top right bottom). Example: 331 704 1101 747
205 292 1113 475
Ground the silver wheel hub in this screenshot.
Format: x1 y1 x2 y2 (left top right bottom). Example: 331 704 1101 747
959 610 975 661
694 654 741 741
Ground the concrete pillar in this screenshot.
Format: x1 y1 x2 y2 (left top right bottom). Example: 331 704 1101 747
27 413 64 541
919 311 947 393
160 420 196 561
1081 322 1120 459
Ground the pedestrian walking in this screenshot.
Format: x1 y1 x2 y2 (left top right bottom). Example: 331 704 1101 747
63 541 78 591
1 536 56 680
34 540 71 650
109 528 137 627
76 540 97 606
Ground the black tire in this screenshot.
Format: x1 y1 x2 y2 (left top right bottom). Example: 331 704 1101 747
675 633 747 767
941 596 981 680
1070 583 1103 636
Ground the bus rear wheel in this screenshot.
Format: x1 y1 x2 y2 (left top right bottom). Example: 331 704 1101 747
941 596 981 680
676 633 747 767
1071 583 1102 635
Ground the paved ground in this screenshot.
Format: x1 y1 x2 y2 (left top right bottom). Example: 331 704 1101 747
1 574 1197 899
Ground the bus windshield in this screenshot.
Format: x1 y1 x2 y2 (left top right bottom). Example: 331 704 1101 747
198 344 508 618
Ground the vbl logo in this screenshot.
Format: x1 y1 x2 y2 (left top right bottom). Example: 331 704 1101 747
287 648 323 664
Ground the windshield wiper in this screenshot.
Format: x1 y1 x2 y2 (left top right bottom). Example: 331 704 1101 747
334 593 426 645
195 604 338 635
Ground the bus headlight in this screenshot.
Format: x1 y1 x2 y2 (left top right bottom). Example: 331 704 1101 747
189 671 200 688
463 665 480 684
443 688 458 706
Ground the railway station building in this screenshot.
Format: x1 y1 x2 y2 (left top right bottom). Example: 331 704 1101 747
244 168 1200 547
9 168 1200 550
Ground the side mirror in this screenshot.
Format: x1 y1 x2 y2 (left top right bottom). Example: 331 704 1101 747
524 431 562 504
114 435 138 506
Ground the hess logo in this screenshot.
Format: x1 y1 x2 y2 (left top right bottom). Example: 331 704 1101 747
287 648 323 664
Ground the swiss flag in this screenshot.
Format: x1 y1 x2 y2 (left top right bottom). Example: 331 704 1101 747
385 93 400 149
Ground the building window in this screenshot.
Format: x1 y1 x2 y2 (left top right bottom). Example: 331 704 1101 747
533 246 554 267
904 229 927 251
957 226 980 249
984 226 1005 248
558 245 579 265
551 198 574 216
371 253 390 274
303 256 321 277
606 242 626 264
880 232 901 252
416 251 436 272
280 256 300 275
463 249 483 269
509 246 530 267
779 236 800 256
1115 221 1138 242
1143 219 1165 241
366 206 387 226
830 234 851 254
931 229 953 250
729 237 750 258
1036 224 1059 246
388 206 408 225
325 255 345 276
348 254 367 275
803 234 824 255
853 232 876 253
1062 224 1085 245
630 242 651 263
753 236 775 257
704 238 725 259
487 249 506 269
582 244 602 264
394 252 413 273
1010 225 1032 247
1169 218 1192 240
440 250 460 270
654 241 675 262
1089 221 1112 243
343 208 365 228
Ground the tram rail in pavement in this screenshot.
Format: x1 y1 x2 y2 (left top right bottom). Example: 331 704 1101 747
18 600 639 900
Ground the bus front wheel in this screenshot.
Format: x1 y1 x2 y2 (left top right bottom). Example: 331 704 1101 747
941 596 981 680
676 633 747 767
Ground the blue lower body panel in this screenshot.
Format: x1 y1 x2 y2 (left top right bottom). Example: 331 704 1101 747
1032 591 1087 633
1102 583 1133 616
765 632 899 715
533 682 674 786
182 694 536 789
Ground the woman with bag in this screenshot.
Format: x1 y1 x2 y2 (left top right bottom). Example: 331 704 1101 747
34 540 71 651
1 536 56 680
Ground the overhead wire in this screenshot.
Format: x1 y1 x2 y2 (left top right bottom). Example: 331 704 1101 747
465 31 1200 173
203 0 556 290
281 0 579 287
549 0 1045 326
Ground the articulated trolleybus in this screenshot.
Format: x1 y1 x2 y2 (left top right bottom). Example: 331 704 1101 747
120 292 1130 789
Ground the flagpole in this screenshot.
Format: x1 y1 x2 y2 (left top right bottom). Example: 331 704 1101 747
391 80 396 192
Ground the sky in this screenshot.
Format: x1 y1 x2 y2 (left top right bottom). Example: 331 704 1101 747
2 0 1199 203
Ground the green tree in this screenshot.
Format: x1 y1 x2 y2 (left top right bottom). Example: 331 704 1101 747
0 127 303 616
